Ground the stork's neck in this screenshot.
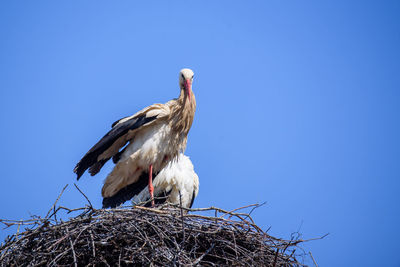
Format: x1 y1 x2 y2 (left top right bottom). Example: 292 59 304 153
170 88 196 137
177 87 195 106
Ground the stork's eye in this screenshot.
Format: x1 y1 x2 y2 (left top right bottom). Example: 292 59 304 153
191 75 194 79
181 73 185 79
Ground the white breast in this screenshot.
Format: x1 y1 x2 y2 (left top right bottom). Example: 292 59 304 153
121 122 173 170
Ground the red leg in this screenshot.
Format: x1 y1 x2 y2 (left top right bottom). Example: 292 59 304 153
148 165 155 207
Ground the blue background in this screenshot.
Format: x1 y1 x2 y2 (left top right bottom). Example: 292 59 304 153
1 1 399 266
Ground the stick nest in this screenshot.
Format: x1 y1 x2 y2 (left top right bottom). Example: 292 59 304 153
0 187 314 266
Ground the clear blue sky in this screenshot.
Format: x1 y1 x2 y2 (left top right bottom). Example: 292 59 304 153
1 1 399 266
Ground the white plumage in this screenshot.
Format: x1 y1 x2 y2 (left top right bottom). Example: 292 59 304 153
132 153 199 208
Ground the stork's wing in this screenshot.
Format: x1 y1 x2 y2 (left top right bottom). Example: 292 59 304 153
102 172 148 208
74 104 170 179
102 172 171 208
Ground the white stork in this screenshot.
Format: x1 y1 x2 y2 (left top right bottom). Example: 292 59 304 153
74 68 196 207
102 153 199 208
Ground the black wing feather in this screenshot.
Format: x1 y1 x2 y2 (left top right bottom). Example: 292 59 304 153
189 189 196 208
102 172 170 208
88 158 109 176
111 116 130 128
112 146 128 164
102 172 149 208
74 115 157 179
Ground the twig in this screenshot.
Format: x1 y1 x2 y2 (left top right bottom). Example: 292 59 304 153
247 201 267 217
66 228 78 267
45 184 68 218
309 251 318 267
16 220 21 241
225 203 262 217
74 183 93 209
179 191 185 243
272 248 279 267
89 229 96 258
295 233 330 244
192 243 215 265
118 248 122 267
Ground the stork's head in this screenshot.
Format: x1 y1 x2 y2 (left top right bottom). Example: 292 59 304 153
179 68 194 102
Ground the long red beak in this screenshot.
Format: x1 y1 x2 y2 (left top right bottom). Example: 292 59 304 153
185 80 192 102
